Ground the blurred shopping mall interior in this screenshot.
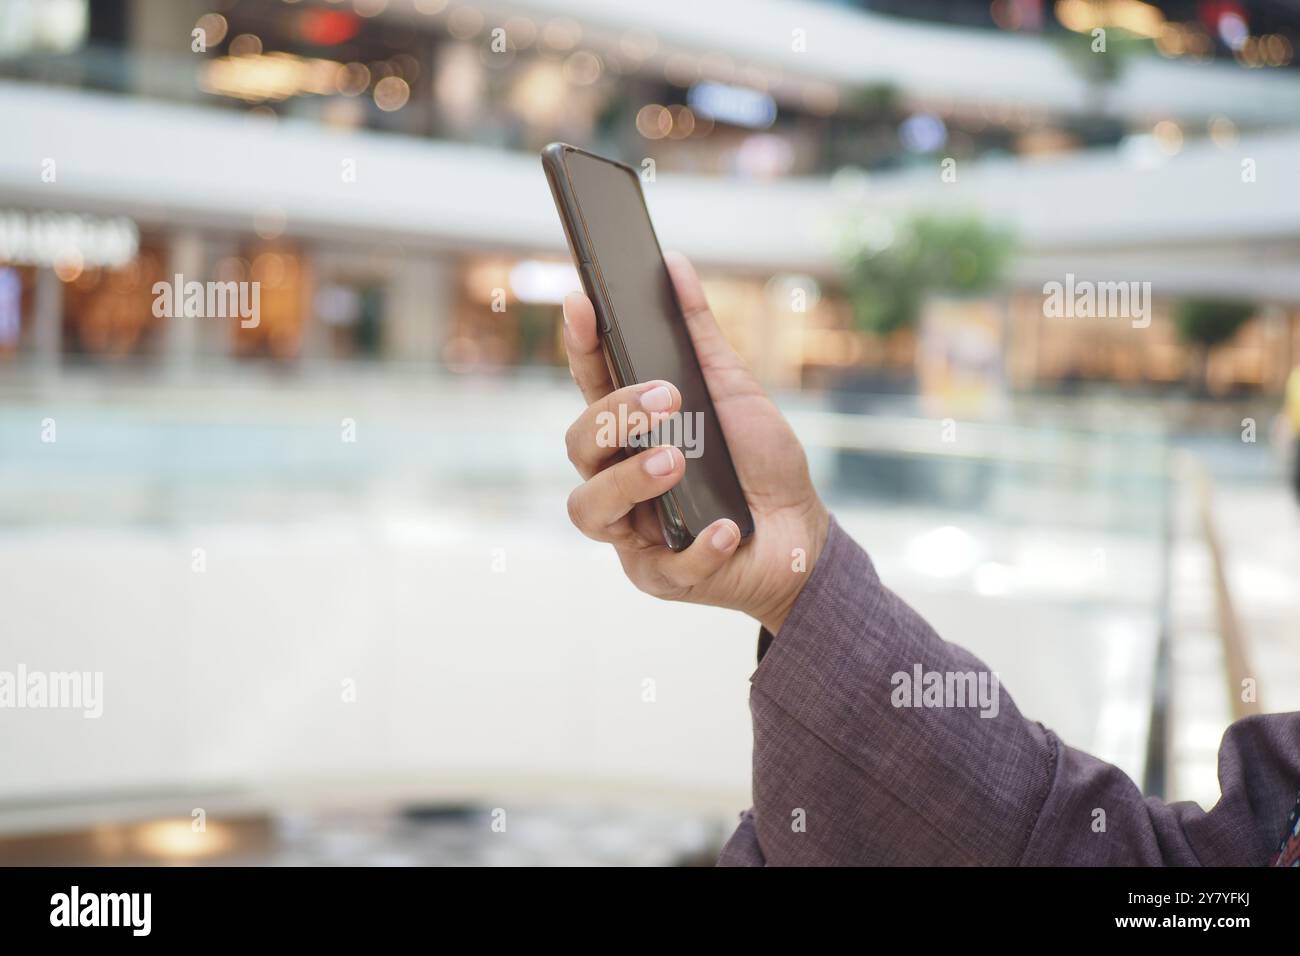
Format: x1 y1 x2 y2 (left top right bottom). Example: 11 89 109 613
1 0 1299 865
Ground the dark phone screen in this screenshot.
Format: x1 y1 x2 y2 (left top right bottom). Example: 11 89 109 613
563 151 751 540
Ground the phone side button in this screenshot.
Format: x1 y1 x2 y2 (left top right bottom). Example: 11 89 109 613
579 263 612 333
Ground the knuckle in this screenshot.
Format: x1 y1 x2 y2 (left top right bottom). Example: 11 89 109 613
632 571 667 598
593 393 627 443
563 423 585 469
596 389 619 419
655 564 687 595
565 487 588 530
610 457 641 504
623 554 658 596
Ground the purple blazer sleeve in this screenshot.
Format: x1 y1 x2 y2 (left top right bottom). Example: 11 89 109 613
718 517 1300 866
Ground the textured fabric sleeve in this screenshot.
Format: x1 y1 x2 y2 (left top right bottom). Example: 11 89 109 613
719 516 1300 866
1021 714 1300 865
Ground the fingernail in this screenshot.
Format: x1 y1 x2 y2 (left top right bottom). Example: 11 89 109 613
710 522 738 551
640 384 673 413
644 447 677 477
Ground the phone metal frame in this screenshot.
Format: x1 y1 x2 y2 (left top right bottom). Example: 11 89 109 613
540 142 697 550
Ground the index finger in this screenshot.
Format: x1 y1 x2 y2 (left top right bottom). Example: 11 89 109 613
562 291 614 404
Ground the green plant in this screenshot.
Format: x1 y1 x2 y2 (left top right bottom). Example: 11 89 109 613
1055 27 1152 88
840 215 1014 336
1174 297 1255 392
1175 298 1255 350
844 82 899 118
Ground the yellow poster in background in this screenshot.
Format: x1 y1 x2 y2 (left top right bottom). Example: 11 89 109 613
916 295 1008 419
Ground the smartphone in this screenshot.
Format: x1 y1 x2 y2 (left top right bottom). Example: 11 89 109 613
541 142 754 551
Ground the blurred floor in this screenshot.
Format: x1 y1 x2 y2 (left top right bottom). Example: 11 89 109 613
0 802 732 867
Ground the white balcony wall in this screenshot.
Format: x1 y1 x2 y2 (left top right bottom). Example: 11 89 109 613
3 81 1300 298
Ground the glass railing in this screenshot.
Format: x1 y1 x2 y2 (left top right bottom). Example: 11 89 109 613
0 374 1172 813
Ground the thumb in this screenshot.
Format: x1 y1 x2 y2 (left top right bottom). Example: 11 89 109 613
663 251 753 385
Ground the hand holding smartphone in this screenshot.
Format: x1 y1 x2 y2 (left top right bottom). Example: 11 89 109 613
542 143 754 551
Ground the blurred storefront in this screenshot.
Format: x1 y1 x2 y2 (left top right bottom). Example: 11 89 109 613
3 218 1297 403
0 201 466 370
3 0 1300 394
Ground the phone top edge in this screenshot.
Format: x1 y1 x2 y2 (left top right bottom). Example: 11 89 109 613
539 142 569 166
539 142 638 177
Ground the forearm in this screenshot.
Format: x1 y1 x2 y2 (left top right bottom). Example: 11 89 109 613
723 517 1299 866
739 517 1055 864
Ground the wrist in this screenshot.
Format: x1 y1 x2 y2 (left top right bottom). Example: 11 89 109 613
758 501 830 635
